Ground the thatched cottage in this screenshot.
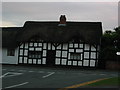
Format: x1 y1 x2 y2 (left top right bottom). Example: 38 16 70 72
1 15 102 68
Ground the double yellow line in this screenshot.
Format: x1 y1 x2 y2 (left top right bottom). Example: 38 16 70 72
58 77 110 90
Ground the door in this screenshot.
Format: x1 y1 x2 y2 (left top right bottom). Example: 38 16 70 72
46 50 56 66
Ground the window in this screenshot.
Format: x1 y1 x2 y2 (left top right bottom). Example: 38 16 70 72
70 53 81 60
7 49 15 56
28 51 42 59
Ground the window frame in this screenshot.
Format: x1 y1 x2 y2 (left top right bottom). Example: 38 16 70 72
28 51 42 59
7 48 15 56
70 53 82 61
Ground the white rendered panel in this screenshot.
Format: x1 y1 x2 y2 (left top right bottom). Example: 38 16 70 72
73 61 77 66
83 60 89 66
29 59 32 64
62 59 66 65
42 58 46 64
25 43 28 48
55 58 60 64
48 43 51 50
63 44 68 50
52 45 55 50
29 48 34 51
43 43 46 49
33 59 36 64
20 44 23 48
68 53 70 59
85 44 90 50
91 52 96 59
30 43 33 46
76 49 83 53
24 50 28 55
69 49 74 52
35 48 41 51
69 44 73 48
90 60 95 66
20 50 23 55
74 44 78 48
38 60 41 64
56 51 61 57
43 50 46 56
78 61 82 66
57 45 61 49
84 52 89 58
19 59 22 63
62 51 67 57
34 43 37 47
68 61 72 65
24 57 27 63
39 43 42 46
79 44 83 48
91 46 96 51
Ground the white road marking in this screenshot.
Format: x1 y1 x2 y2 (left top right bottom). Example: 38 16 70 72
42 72 55 78
28 71 34 72
5 72 23 78
4 82 29 89
0 72 9 78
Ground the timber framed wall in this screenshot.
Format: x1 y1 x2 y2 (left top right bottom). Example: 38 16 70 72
18 40 99 67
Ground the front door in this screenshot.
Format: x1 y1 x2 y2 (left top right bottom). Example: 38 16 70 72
46 50 56 66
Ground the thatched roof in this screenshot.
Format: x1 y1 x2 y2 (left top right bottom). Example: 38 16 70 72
2 21 102 48
2 27 22 48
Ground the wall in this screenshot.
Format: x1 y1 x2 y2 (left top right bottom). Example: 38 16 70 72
18 42 99 67
2 48 18 64
0 48 2 64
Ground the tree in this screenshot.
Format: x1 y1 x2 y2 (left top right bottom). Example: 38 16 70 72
98 26 120 69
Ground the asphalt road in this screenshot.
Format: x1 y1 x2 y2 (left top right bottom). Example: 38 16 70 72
1 65 118 89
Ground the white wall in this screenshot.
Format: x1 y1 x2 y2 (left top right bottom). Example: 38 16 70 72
2 48 18 64
0 48 2 64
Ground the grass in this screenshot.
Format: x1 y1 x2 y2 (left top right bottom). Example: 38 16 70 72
86 77 120 86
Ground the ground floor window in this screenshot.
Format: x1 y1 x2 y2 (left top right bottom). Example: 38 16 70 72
7 48 15 56
70 53 81 60
28 51 42 59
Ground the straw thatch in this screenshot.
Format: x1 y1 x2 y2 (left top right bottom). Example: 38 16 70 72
2 21 102 48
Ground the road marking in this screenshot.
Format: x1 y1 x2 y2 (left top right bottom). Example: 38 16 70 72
58 77 110 90
42 72 55 78
4 82 29 89
5 72 23 78
0 72 9 78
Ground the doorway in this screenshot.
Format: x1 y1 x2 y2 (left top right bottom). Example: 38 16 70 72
46 50 56 66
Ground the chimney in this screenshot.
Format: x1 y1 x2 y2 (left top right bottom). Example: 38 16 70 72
58 15 66 26
60 15 66 24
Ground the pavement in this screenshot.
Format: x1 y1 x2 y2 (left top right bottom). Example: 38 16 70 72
0 65 119 89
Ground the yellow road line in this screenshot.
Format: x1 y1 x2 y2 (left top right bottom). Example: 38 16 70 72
58 77 110 90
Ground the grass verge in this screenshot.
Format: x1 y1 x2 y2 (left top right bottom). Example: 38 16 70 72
86 77 120 86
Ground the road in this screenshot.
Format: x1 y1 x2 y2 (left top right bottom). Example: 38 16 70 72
1 65 118 89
